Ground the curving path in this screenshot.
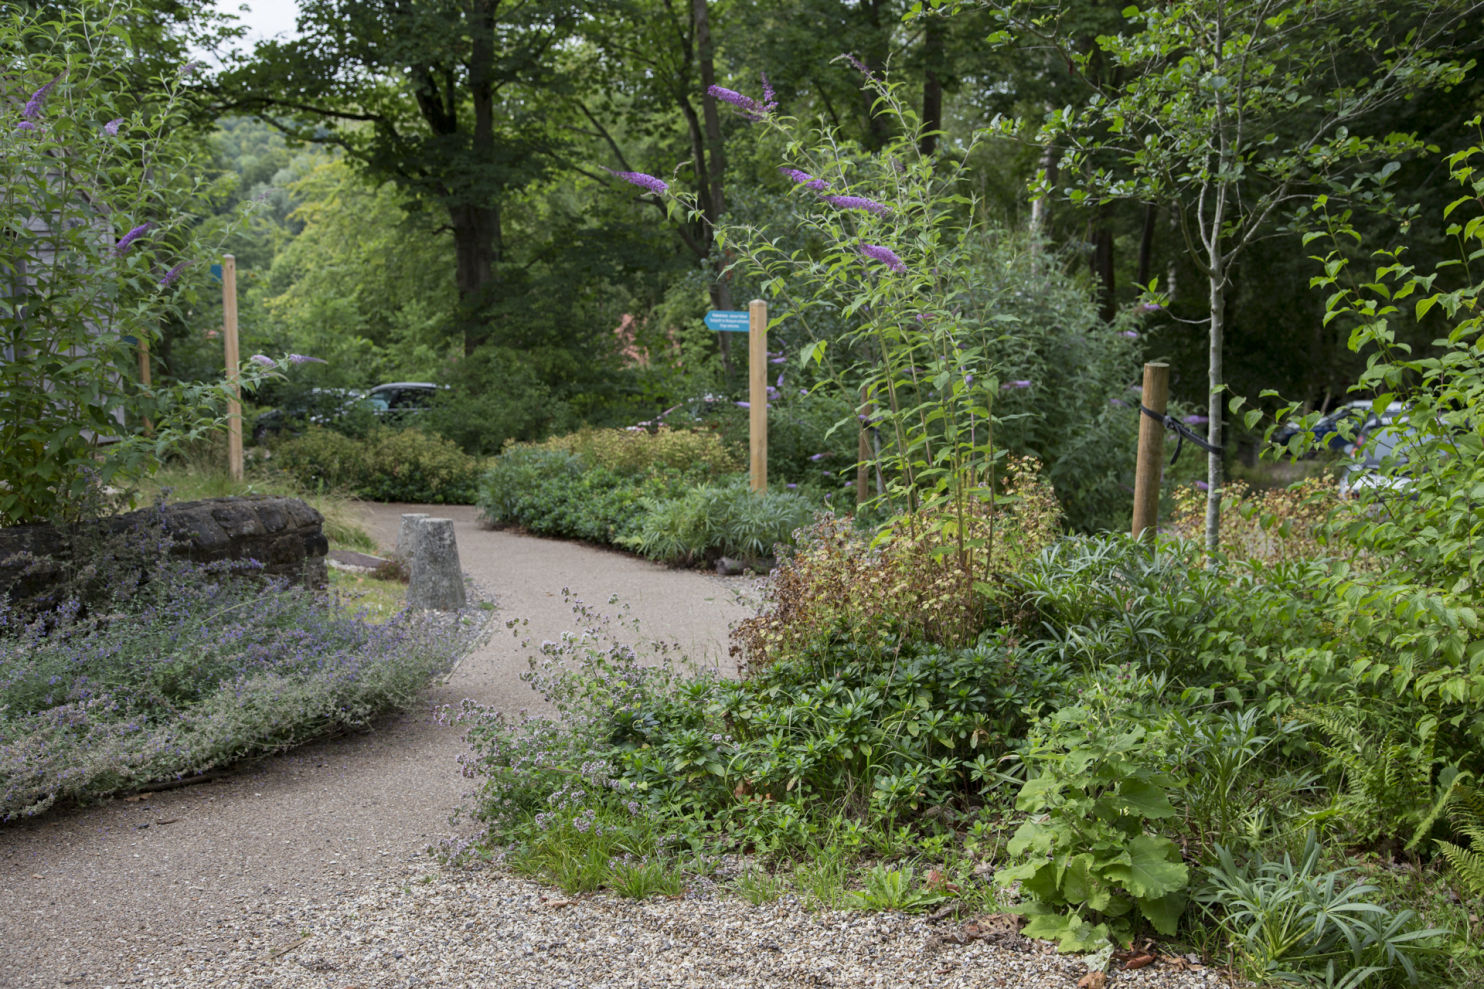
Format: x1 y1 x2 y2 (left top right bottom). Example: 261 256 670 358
0 503 759 989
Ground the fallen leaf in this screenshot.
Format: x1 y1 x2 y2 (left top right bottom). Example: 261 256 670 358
1077 972 1107 989
1124 953 1156 970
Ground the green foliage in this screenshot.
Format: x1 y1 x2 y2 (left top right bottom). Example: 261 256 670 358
845 864 949 912
0 4 260 524
475 445 689 544
274 427 483 504
1302 709 1470 853
1435 784 1484 902
533 426 740 478
620 480 817 565
1198 835 1449 988
422 345 577 456
997 701 1189 950
734 463 1063 670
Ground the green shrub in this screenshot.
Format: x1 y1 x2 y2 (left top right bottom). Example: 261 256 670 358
476 445 689 543
274 427 483 503
422 345 578 456
620 480 818 565
533 426 741 479
1198 835 1449 987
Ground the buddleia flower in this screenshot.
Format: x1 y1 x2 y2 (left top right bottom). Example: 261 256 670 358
822 195 889 215
114 222 153 254
605 168 667 194
104 118 123 136
22 75 61 119
858 243 906 272
159 261 191 287
249 354 278 369
779 166 829 190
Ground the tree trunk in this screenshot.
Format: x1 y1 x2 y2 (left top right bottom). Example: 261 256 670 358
1205 254 1225 555
450 202 502 354
1092 214 1115 322
1029 130 1056 244
1136 202 1157 290
920 14 944 156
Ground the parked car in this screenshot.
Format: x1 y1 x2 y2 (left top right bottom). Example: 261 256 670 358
252 387 363 441
1271 399 1401 454
1338 418 1421 498
365 382 441 424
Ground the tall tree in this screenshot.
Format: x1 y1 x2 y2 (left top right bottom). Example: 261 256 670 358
219 0 582 353
967 0 1480 551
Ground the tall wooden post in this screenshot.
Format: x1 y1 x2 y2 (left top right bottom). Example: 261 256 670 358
222 254 243 482
748 299 768 493
1131 361 1170 541
856 385 871 505
137 336 153 436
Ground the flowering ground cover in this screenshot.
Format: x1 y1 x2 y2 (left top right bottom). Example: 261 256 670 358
0 554 472 821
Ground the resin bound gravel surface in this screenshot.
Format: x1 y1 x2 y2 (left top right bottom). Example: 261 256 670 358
0 503 1239 989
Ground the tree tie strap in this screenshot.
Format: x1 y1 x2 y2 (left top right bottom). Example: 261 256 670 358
1139 404 1224 465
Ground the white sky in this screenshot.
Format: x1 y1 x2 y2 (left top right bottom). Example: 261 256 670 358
214 0 301 53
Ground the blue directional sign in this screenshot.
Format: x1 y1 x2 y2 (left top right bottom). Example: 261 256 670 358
704 310 751 332
209 263 223 282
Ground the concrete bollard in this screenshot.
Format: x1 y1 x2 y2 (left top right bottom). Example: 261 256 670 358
396 513 429 561
407 517 466 611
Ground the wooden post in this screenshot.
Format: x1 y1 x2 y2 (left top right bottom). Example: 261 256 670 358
1131 361 1170 541
856 385 871 505
137 336 153 436
222 254 242 482
748 298 767 493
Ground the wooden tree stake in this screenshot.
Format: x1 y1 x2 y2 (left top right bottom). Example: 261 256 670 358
1131 361 1170 540
223 254 242 483
749 299 767 493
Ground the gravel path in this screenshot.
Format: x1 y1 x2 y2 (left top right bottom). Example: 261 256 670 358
0 503 1238 989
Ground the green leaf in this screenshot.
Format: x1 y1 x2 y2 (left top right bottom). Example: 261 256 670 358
1102 834 1187 898
1136 890 1186 936
1113 778 1177 819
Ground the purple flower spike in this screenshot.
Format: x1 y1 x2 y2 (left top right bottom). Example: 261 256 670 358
1110 398 1127 408
1121 330 1139 339
1195 480 1210 491
846 53 876 79
1139 302 1164 313
22 74 61 119
15 121 37 133
158 260 191 287
249 354 278 369
809 453 826 462
823 195 889 215
859 243 906 272
289 354 328 365
1183 414 1209 425
769 355 786 364
114 222 153 254
775 372 785 389
1003 379 1031 390
780 166 830 190
605 168 667 194
104 118 123 136
708 81 776 122
735 401 750 409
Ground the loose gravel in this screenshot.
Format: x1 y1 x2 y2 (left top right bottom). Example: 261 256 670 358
122 859 1237 989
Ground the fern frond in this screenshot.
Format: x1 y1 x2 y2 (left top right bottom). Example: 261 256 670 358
1435 840 1484 900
